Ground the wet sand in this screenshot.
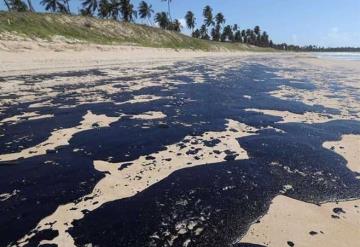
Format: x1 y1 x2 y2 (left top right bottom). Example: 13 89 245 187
0 44 359 247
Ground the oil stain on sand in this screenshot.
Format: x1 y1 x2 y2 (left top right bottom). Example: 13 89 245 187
0 55 359 247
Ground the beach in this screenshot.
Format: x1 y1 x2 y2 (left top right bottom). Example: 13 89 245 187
0 42 359 247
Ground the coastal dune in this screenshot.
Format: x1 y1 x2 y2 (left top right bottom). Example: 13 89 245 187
0 40 249 76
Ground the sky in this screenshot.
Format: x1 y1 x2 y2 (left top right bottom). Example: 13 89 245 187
1 0 360 47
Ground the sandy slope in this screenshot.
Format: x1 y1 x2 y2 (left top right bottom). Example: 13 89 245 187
0 40 255 76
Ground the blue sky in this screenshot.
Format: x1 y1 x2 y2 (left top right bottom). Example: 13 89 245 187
1 0 360 47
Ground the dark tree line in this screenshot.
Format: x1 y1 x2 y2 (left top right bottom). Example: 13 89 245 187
185 5 272 48
272 43 360 52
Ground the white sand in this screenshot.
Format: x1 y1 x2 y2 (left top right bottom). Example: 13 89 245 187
240 195 360 247
323 135 360 174
0 40 253 77
130 111 167 120
0 112 54 125
244 108 344 123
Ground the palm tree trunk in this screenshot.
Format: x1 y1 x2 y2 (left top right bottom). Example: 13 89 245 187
3 0 11 11
27 0 35 12
64 0 71 14
167 0 171 21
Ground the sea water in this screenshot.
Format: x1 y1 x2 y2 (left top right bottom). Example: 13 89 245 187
314 52 360 61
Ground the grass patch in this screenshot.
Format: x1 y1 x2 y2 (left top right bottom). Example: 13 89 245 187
0 11 274 51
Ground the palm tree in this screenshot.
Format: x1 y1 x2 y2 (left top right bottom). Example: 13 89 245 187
241 29 246 42
155 11 169 29
222 25 234 42
108 0 120 20
185 11 196 32
192 29 200 38
245 28 252 43
63 0 70 13
82 0 98 16
254 25 260 36
41 0 69 13
161 0 172 20
26 0 34 11
120 0 137 22
41 0 59 12
3 0 11 10
211 25 220 41
254 26 261 45
97 0 119 20
171 19 181 32
260 31 269 47
8 0 28 11
233 24 238 32
200 24 209 40
210 12 224 42
138 1 154 25
214 12 225 26
234 30 241 42
98 0 111 18
203 5 213 27
249 29 256 44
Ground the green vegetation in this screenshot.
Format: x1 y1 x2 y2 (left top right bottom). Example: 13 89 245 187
0 11 274 51
138 1 154 25
5 0 358 51
0 0 277 51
